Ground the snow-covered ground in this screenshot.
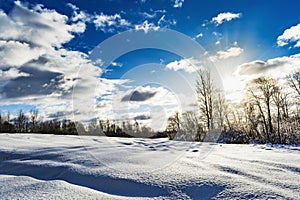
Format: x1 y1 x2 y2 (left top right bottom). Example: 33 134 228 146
0 134 299 199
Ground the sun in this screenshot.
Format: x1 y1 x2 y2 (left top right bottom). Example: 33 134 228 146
221 76 245 102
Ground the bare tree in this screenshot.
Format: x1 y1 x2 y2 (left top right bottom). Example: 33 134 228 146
247 77 277 142
87 118 101 135
30 109 39 132
166 112 180 131
242 101 260 141
288 71 300 97
214 89 226 130
179 111 203 141
272 86 289 143
166 112 180 139
16 110 28 133
7 112 10 123
288 71 300 119
223 103 233 131
196 69 214 131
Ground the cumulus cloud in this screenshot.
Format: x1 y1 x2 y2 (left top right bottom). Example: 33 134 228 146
211 12 241 25
0 1 177 124
1 66 61 99
0 1 103 122
165 57 203 73
236 53 300 77
277 23 300 47
108 85 181 131
0 40 43 67
209 47 244 62
0 2 85 49
112 86 179 109
0 1 89 72
121 86 157 101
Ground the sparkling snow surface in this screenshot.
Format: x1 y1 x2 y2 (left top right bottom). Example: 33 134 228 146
0 134 299 199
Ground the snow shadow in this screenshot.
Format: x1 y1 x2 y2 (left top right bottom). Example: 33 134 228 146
182 184 225 200
0 149 169 198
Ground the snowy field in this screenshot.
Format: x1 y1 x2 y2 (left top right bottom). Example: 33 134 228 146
0 134 299 200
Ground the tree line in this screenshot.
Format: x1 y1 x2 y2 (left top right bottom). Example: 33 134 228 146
0 110 167 138
1 70 299 144
166 70 300 144
0 110 77 135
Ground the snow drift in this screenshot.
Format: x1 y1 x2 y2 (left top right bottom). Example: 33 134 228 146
0 133 299 199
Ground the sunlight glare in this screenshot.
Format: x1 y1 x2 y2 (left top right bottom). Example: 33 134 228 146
222 76 245 102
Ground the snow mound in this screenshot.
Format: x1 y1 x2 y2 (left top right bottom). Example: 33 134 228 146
0 134 299 199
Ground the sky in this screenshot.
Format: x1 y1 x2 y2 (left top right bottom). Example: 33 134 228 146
0 0 300 130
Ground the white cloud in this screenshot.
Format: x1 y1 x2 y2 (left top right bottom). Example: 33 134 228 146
212 32 221 37
209 47 244 62
72 11 89 22
66 3 78 11
166 58 203 73
134 20 160 33
0 2 107 122
211 12 241 25
67 7 171 34
173 0 184 8
111 62 123 67
212 32 223 43
236 53 300 78
69 3 133 34
277 23 300 48
70 21 86 33
0 68 30 80
229 53 300 102
158 15 166 25
194 33 203 39
0 3 85 49
94 13 119 27
93 13 131 32
106 85 181 130
157 15 176 27
72 3 173 35
141 9 166 19
0 1 185 125
142 12 156 19
67 3 91 23
0 40 44 67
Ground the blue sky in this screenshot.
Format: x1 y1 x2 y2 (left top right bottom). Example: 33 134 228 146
0 0 300 129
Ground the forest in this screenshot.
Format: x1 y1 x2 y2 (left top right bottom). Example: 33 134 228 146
1 70 300 145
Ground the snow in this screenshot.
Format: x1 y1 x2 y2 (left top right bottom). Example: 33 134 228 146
0 133 299 199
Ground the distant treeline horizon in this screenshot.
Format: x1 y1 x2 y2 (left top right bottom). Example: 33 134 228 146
1 70 300 145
